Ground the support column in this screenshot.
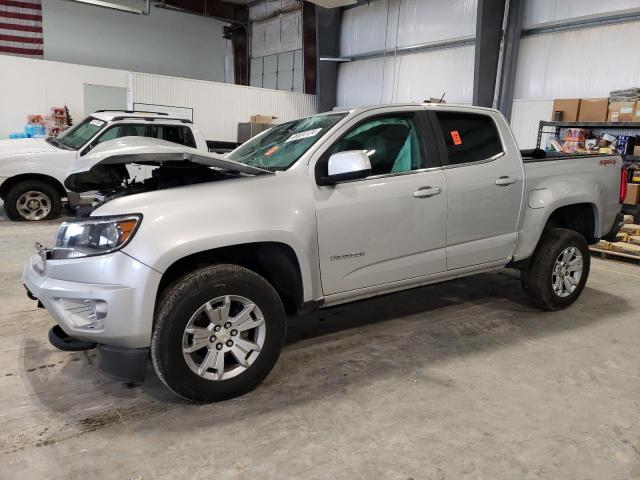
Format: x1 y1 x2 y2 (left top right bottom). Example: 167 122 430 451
315 6 341 112
302 2 318 95
496 0 525 120
473 0 507 107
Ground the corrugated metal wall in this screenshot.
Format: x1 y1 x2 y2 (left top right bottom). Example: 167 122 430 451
249 0 304 93
336 45 475 106
336 0 476 107
131 73 317 142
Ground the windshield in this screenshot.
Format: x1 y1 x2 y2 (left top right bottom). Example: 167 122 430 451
227 113 347 171
56 116 107 150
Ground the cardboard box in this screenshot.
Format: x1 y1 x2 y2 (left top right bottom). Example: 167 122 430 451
237 122 272 143
249 114 277 124
623 185 640 206
620 221 640 234
608 101 636 122
552 99 581 121
634 145 640 156
610 242 640 256
578 98 608 121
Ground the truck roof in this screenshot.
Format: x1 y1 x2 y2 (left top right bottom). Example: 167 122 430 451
338 102 500 116
91 110 192 124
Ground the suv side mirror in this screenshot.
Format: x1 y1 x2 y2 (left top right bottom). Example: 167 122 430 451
320 150 372 185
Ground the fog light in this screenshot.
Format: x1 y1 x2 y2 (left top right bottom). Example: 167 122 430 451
59 298 107 330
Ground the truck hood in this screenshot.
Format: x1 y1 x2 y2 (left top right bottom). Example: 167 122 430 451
64 137 272 192
0 138 56 158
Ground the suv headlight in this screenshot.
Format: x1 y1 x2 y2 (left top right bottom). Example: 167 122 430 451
52 214 142 260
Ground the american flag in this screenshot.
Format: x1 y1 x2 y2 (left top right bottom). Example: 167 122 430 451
0 0 43 58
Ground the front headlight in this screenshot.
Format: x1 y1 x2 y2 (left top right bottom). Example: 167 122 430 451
52 214 142 260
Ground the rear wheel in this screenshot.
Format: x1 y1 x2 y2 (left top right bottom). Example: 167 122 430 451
4 179 62 221
151 264 286 402
521 228 590 310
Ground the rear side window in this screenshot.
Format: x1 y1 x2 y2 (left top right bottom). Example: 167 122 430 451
436 112 503 165
152 125 196 148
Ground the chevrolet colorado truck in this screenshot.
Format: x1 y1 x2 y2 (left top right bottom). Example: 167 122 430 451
0 110 207 221
23 104 625 402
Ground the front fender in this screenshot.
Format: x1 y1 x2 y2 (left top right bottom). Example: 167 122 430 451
97 170 322 303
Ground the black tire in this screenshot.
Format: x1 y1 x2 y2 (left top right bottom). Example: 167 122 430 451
151 264 286 402
521 228 590 311
4 179 62 221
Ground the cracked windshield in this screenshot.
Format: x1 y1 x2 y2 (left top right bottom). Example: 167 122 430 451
227 112 347 171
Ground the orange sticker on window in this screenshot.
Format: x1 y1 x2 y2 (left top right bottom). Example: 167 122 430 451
264 145 279 157
450 130 462 145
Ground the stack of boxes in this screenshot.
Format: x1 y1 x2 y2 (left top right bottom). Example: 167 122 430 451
237 114 277 144
551 88 640 124
595 216 640 257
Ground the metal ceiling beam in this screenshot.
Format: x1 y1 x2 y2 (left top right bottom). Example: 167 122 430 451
159 0 249 24
522 7 640 37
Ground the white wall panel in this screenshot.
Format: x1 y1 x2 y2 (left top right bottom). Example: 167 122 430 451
0 55 129 139
131 73 317 142
514 21 640 100
523 0 640 28
509 99 554 149
336 45 474 107
340 0 476 57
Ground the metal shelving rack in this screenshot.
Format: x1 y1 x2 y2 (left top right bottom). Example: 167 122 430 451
536 121 640 150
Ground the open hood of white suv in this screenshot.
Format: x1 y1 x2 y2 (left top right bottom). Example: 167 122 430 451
64 137 272 192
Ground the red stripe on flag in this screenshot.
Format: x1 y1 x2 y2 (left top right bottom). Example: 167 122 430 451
0 0 42 10
0 44 42 55
0 21 41 32
0 32 42 43
0 11 42 21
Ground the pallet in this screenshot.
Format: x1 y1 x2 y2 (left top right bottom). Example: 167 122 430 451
590 247 640 264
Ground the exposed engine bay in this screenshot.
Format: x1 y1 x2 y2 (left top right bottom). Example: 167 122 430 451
74 161 239 217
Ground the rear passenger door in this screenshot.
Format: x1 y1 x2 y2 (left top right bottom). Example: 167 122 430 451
432 110 524 270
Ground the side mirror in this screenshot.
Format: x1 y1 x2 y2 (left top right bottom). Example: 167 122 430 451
320 150 372 185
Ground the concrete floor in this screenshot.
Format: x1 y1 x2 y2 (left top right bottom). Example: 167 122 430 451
0 212 639 480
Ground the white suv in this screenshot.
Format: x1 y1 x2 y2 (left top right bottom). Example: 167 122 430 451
0 110 207 221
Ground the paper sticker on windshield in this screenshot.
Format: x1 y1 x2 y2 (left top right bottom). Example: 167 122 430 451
450 130 462 145
89 119 105 127
285 128 323 143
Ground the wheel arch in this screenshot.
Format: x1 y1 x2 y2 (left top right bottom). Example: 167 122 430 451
156 242 306 316
545 202 598 243
0 173 66 199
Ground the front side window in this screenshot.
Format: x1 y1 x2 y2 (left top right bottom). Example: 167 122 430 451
56 116 107 150
436 111 504 165
326 114 425 176
227 113 347 171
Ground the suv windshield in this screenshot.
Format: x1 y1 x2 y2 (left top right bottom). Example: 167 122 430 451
227 112 347 171
56 116 107 150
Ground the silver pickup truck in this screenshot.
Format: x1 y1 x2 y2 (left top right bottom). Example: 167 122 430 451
23 103 625 402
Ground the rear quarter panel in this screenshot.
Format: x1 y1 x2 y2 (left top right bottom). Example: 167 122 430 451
513 155 621 261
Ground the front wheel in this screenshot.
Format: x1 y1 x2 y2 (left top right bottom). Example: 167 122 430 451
4 179 62 221
151 264 286 402
521 228 590 310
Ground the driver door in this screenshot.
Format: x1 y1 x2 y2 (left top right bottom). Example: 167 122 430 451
313 107 447 296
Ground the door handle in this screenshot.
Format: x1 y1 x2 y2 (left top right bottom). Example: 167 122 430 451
495 176 518 186
413 186 442 198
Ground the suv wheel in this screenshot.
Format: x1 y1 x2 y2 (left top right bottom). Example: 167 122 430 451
521 228 590 310
4 179 62 221
151 264 286 402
